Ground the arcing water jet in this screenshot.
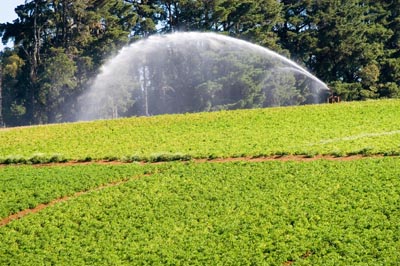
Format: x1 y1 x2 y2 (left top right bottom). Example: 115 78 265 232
78 32 329 120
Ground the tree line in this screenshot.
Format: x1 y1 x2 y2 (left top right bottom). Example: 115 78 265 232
0 0 399 126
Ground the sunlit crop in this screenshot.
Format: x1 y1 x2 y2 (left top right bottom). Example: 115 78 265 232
1 99 400 163
1 99 400 265
1 159 399 265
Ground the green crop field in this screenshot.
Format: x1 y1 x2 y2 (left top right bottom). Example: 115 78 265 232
1 100 400 265
0 164 157 219
1 159 400 265
1 99 400 163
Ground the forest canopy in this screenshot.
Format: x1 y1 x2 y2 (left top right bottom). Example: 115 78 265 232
1 0 399 126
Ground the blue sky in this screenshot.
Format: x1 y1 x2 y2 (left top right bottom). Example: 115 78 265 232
0 0 26 50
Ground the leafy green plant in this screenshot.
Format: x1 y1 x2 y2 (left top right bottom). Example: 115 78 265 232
0 164 156 219
148 152 192 162
1 159 400 265
0 99 400 163
0 155 27 164
28 153 48 164
48 153 67 163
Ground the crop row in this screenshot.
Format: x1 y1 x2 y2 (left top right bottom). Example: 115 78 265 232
0 163 157 220
1 158 399 265
1 99 400 163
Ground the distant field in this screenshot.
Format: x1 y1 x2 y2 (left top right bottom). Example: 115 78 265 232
1 99 400 163
1 159 399 265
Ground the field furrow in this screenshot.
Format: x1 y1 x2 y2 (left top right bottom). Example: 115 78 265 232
2 100 400 265
1 100 400 163
1 159 399 265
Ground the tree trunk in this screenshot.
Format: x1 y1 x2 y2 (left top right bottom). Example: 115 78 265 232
29 0 42 123
143 65 149 116
0 65 3 127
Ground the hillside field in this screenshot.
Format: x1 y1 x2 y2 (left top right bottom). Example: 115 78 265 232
1 99 400 163
1 99 400 265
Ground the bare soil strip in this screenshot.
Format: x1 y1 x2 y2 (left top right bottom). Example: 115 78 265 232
0 175 149 227
0 154 392 227
1 154 388 168
195 154 376 163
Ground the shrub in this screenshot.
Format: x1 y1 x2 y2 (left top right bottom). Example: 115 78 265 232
149 153 192 163
77 156 92 162
1 155 27 164
49 153 67 163
28 153 48 164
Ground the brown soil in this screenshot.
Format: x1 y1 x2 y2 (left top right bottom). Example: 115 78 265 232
196 154 374 163
283 261 294 266
0 154 391 227
282 250 312 265
1 154 385 169
0 175 148 227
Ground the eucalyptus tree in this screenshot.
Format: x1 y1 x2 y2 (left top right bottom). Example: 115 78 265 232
0 0 138 124
0 49 27 126
0 59 3 126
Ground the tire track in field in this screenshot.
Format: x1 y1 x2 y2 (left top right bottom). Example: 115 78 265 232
0 174 151 227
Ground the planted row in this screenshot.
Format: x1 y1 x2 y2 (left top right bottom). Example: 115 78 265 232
0 152 193 165
1 158 399 265
1 100 400 162
0 163 157 219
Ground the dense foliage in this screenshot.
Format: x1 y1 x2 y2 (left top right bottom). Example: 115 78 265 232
1 159 400 265
1 99 399 264
0 0 399 126
0 99 399 163
80 33 328 120
0 163 154 219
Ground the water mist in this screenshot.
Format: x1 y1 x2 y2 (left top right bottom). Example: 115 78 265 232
78 32 329 121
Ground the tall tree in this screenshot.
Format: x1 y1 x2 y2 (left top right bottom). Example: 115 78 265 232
127 0 160 37
39 47 77 122
0 57 3 126
154 0 283 50
2 0 400 125
0 1 51 123
0 49 27 126
372 0 400 98
277 0 395 100
0 0 138 125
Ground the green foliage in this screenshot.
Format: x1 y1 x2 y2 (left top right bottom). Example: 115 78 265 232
1 99 400 163
0 0 137 125
330 81 363 101
0 155 27 165
0 163 153 219
1 53 25 79
148 152 192 163
39 48 77 123
1 159 399 264
277 0 400 101
0 92 399 265
1 0 400 125
0 153 68 165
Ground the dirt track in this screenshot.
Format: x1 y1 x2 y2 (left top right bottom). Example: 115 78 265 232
0 176 150 227
0 154 392 227
194 154 374 163
0 154 385 168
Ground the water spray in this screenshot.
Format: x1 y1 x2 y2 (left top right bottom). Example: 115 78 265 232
78 32 330 121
